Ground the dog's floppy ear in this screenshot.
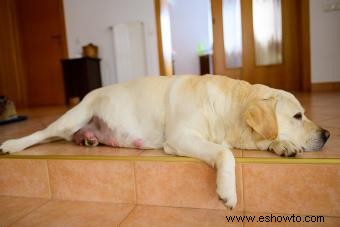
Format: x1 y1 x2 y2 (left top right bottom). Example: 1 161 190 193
244 97 278 140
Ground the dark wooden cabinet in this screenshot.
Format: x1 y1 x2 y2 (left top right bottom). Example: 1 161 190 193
61 57 102 105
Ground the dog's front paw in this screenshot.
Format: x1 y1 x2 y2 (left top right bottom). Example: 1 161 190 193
217 186 237 209
0 139 24 154
269 140 303 157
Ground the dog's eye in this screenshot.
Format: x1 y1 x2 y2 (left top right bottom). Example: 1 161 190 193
293 113 302 120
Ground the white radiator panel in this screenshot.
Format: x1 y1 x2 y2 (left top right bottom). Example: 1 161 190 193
112 22 147 83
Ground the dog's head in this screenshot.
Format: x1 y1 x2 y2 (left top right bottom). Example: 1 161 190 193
244 88 330 152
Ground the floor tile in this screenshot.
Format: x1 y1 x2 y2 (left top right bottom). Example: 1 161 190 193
243 164 340 216
0 196 48 227
48 160 136 203
18 106 68 119
0 159 50 198
0 106 67 143
120 205 242 227
14 141 143 156
38 114 64 127
135 161 243 211
11 200 134 227
0 119 44 143
318 116 340 129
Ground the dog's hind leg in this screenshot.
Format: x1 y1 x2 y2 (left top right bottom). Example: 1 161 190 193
0 95 94 154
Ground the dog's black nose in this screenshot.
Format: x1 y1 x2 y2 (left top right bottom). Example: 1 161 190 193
321 129 330 142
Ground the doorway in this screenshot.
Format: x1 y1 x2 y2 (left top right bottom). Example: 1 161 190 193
212 0 310 91
155 0 214 76
169 0 213 75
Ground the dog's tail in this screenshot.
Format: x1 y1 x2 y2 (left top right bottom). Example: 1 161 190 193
0 92 96 153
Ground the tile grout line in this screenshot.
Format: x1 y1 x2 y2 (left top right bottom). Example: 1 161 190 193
117 204 137 226
45 160 52 199
132 160 137 204
242 164 262 215
46 160 54 200
7 199 52 227
132 202 231 212
240 163 245 214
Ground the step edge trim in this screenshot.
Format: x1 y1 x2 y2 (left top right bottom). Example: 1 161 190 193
1 155 340 164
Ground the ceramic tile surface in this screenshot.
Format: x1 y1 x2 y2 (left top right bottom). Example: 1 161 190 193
14 141 144 157
243 164 340 216
10 200 134 227
120 205 243 227
0 196 48 227
48 160 136 203
135 161 243 210
0 159 50 198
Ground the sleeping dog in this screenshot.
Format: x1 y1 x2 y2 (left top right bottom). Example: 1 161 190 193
0 75 330 209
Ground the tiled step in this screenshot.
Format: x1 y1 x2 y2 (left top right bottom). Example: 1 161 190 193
1 144 339 218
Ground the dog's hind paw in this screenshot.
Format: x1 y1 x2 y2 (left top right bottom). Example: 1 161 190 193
0 146 9 155
0 139 25 154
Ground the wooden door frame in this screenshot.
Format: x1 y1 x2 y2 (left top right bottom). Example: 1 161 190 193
154 0 166 75
298 0 311 91
154 0 173 76
57 0 69 60
211 0 311 91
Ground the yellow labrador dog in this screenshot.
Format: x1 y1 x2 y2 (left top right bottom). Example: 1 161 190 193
0 75 330 208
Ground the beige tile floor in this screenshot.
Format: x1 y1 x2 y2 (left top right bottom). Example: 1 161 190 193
0 91 339 158
1 196 339 227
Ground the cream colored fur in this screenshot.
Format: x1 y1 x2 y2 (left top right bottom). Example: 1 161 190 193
0 75 328 209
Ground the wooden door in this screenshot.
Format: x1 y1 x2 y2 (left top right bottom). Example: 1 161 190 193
15 0 68 106
212 0 310 91
0 0 26 107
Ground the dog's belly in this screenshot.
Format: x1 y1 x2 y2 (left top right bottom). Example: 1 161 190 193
73 116 146 148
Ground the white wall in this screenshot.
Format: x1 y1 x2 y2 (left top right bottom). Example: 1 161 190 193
310 0 340 83
169 0 212 75
63 0 159 85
